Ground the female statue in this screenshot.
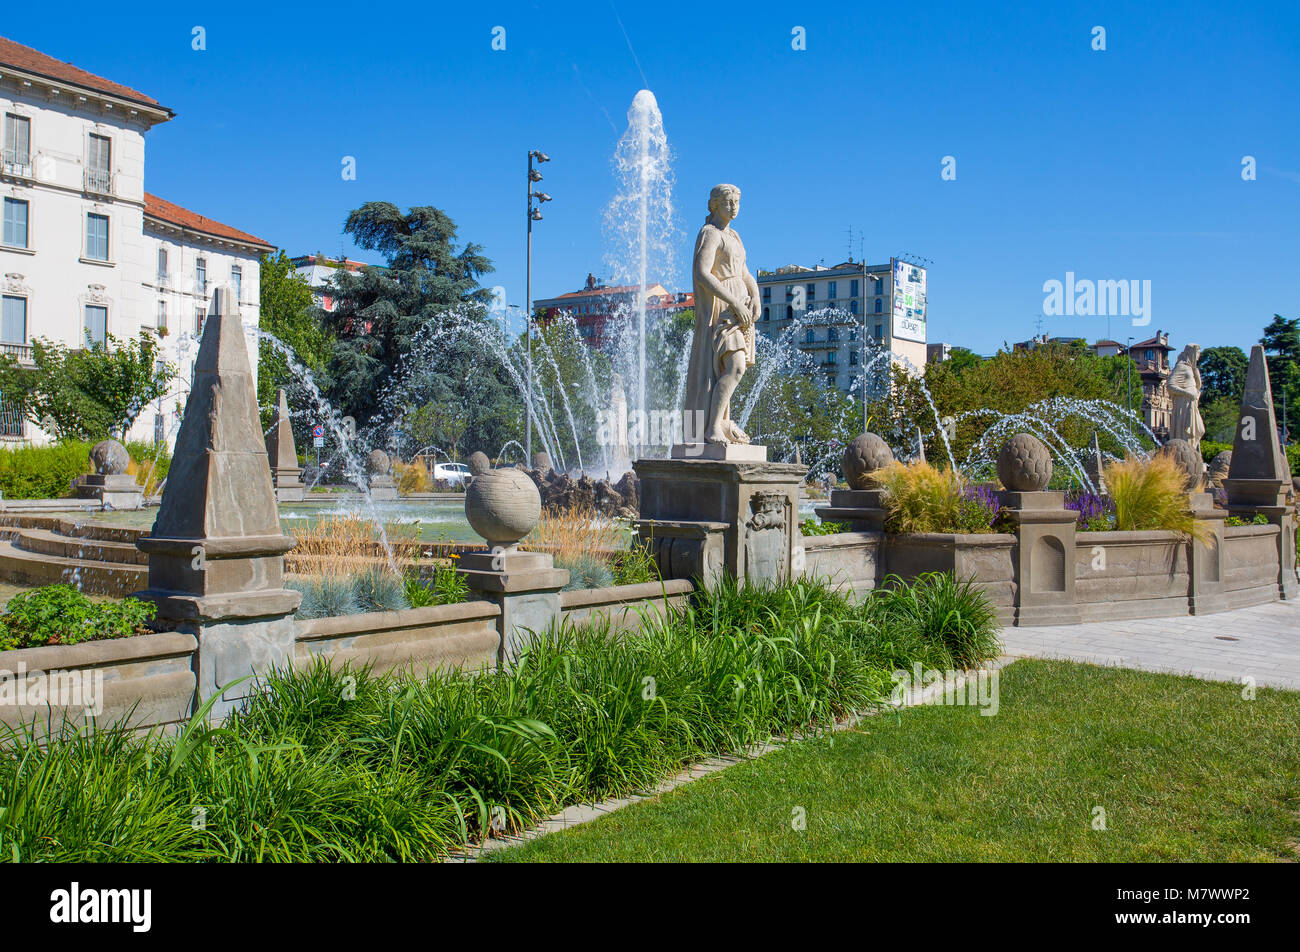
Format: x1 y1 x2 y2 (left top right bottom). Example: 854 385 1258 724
683 184 761 446
1168 343 1206 449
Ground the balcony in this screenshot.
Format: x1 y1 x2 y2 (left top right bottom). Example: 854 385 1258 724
0 341 33 365
0 149 33 180
83 167 113 195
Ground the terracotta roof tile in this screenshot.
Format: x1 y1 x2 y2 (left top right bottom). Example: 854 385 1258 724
0 35 167 111
144 193 273 250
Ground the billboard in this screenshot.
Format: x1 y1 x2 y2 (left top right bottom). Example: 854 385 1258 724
891 258 927 344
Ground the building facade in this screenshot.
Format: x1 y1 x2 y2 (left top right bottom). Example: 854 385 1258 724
291 254 369 313
754 259 928 396
0 35 269 446
533 273 675 348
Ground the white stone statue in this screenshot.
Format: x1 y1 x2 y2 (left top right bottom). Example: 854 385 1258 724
683 184 760 446
1168 343 1206 449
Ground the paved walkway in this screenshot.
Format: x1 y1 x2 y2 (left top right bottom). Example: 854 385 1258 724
1001 600 1300 690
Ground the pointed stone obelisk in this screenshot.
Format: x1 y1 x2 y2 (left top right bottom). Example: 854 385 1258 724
1223 345 1296 599
137 286 301 717
914 426 927 464
1084 431 1106 494
266 388 305 502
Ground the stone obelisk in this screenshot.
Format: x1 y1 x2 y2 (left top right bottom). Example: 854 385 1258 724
136 286 301 717
266 387 305 502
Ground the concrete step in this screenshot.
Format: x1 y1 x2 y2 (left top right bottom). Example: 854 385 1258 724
14 528 148 565
0 541 144 596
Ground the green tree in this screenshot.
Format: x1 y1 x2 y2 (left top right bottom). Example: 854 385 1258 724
1260 314 1299 438
0 332 173 441
258 250 331 431
325 203 493 424
1198 345 1248 405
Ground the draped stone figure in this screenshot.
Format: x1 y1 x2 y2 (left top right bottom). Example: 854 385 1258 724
1168 343 1206 450
683 184 760 446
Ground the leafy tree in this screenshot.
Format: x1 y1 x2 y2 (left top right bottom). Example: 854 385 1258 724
945 347 983 373
1260 314 1299 438
258 250 331 434
1198 345 1248 405
325 203 493 425
0 332 173 440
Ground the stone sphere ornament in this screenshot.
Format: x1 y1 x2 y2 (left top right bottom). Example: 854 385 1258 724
997 433 1053 492
1207 449 1232 487
465 467 542 548
1159 438 1203 491
90 439 130 476
467 451 490 477
366 449 390 475
532 451 552 473
842 433 895 489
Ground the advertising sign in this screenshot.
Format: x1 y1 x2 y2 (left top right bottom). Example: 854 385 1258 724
891 258 927 344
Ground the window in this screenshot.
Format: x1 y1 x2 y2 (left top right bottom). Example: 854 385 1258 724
785 285 793 302
850 300 858 315
157 300 167 331
195 308 205 336
231 265 242 300
850 279 859 296
2 198 27 248
874 278 883 294
874 298 883 314
827 351 837 364
86 133 111 192
850 351 858 366
157 248 168 282
826 376 836 389
85 213 109 260
874 324 884 339
2 113 30 166
83 305 107 346
785 305 792 320
762 307 769 321
1 295 26 343
849 328 857 342
196 258 207 295
827 281 837 299
805 328 815 343
828 326 839 340
805 283 815 301
762 286 771 301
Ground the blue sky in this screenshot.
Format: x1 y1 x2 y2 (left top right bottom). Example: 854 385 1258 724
6 0 1298 354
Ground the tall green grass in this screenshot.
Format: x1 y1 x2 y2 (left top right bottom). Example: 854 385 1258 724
0 574 1000 862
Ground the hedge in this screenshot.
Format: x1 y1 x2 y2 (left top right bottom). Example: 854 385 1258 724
0 442 93 500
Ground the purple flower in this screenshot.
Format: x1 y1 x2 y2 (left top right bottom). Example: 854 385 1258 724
1065 491 1106 524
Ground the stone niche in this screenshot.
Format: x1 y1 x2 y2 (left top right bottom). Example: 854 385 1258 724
634 456 806 588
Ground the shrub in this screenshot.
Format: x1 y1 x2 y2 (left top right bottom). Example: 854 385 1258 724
799 518 848 536
395 461 432 495
1200 439 1233 465
874 461 996 534
869 573 1002 669
125 440 171 495
556 552 615 591
0 442 93 500
0 585 155 652
353 567 410 613
403 563 468 607
613 541 660 585
1104 454 1212 543
289 576 362 619
1225 513 1269 527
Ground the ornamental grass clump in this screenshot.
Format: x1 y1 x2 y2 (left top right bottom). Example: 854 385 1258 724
1104 454 1212 543
874 461 996 534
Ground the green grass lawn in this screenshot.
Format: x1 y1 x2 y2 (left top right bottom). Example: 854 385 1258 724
488 660 1300 862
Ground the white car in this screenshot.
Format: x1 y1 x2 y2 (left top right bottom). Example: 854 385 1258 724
433 462 471 487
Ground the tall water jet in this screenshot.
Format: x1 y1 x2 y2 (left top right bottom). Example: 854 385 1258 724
604 89 676 457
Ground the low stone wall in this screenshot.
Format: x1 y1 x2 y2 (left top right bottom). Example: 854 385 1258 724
294 601 502 675
0 631 197 736
1073 530 1190 622
560 579 695 633
1222 523 1285 609
800 531 1017 622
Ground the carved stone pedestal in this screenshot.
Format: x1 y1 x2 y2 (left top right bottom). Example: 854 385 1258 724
814 488 888 532
634 455 807 587
1187 491 1229 614
458 548 569 665
998 490 1080 626
75 473 144 510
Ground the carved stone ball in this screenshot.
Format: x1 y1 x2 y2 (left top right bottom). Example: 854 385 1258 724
532 451 552 473
366 449 390 476
997 433 1053 492
1159 438 1203 490
842 433 894 489
467 451 491 477
90 439 130 476
1207 449 1232 486
465 467 541 547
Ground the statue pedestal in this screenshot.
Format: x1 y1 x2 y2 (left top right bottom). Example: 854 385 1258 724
634 454 806 588
815 488 888 532
271 468 305 503
74 473 144 510
671 443 767 462
997 490 1081 626
369 475 398 501
458 548 569 665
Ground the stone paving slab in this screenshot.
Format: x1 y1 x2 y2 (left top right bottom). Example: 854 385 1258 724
1000 600 1300 690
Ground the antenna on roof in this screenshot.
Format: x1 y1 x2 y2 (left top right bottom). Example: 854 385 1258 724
846 226 853 264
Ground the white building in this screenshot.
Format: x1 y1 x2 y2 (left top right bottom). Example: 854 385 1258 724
0 35 271 446
755 259 928 397
290 254 370 312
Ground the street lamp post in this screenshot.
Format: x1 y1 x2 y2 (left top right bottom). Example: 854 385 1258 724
1126 336 1135 441
525 149 551 464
